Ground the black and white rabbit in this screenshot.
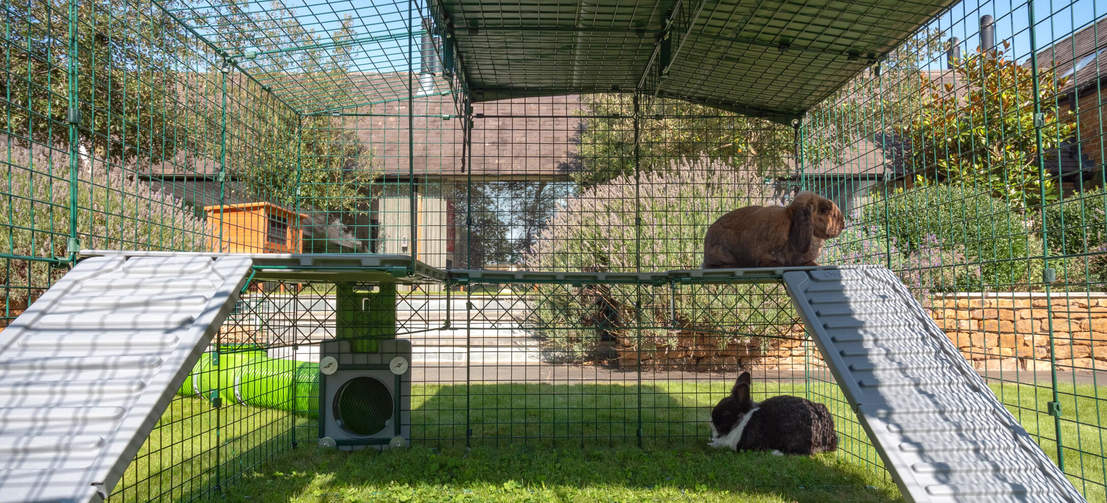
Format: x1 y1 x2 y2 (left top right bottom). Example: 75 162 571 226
708 371 838 455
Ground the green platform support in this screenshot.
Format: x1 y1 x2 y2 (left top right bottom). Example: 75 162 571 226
336 282 398 353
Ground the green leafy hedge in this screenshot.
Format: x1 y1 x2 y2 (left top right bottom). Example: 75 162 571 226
860 183 1041 289
1038 188 1107 286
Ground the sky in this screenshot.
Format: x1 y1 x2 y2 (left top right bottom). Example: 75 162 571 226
921 0 1102 69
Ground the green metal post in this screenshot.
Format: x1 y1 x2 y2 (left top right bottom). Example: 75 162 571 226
464 99 473 448
65 0 79 261
1027 1 1064 470
877 63 892 270
792 117 812 402
633 93 643 448
215 56 228 493
218 57 229 251
408 0 417 270
294 115 303 253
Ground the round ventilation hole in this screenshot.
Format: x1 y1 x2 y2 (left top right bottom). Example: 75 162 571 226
333 376 393 436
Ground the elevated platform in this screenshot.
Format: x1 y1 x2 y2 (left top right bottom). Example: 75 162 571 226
82 251 836 286
80 250 447 283
448 265 840 285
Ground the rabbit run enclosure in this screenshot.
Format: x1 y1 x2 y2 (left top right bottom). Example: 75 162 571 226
4 0 1107 501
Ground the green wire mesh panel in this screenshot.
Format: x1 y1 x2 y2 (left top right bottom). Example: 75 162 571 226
6 0 1107 501
806 1 1107 499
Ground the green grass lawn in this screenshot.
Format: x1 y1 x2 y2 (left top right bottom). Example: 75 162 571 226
114 380 1107 502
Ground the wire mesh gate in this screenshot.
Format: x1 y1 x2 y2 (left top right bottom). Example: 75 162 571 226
4 0 1107 500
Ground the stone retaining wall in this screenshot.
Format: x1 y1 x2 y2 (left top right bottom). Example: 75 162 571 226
928 293 1107 372
615 325 812 371
614 293 1107 373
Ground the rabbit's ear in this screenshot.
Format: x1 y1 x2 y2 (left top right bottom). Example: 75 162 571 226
732 372 751 401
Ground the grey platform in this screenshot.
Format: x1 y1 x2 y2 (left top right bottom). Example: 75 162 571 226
783 266 1084 503
0 254 252 502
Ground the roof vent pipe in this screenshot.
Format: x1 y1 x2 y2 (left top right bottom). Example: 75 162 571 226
980 15 995 53
947 37 960 69
418 17 437 96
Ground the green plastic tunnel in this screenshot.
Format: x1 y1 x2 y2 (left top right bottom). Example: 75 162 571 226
178 347 319 418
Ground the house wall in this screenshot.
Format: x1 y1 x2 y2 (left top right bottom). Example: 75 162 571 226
1075 90 1105 171
378 193 412 257
417 184 448 269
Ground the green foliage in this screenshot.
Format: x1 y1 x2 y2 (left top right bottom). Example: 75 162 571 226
821 220 983 294
3 0 189 163
526 160 792 362
571 95 792 187
1 137 206 308
1039 187 1107 256
227 110 374 214
1038 187 1107 286
189 9 375 214
900 44 1076 211
861 183 1040 288
450 183 515 268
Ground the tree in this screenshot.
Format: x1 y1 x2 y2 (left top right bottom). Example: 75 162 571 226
451 183 513 268
568 94 793 187
900 42 1076 210
3 0 189 163
218 96 374 214
187 6 376 214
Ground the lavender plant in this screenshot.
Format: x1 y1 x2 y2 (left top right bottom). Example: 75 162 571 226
860 184 1041 289
525 158 792 362
1 138 207 309
822 220 984 297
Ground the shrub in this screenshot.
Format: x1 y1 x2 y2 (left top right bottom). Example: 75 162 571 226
1030 188 1107 289
1039 188 1107 256
821 222 983 296
525 159 792 363
1 138 207 309
861 183 1040 288
899 44 1074 211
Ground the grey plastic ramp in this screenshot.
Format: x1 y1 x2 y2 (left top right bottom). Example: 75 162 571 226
783 266 1085 503
0 253 252 502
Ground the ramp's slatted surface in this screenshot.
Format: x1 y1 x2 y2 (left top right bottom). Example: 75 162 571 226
0 254 252 502
783 266 1085 503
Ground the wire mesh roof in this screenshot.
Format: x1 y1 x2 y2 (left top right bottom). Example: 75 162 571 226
167 0 431 114
441 0 958 123
167 0 957 121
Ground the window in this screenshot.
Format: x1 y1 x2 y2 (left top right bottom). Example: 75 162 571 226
267 212 288 245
